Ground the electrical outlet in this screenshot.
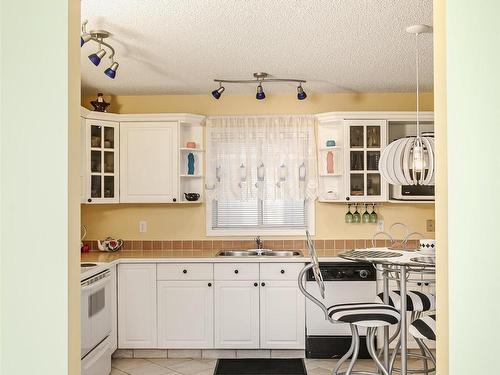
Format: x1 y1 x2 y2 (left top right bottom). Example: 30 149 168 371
377 220 384 232
139 220 147 233
426 219 435 232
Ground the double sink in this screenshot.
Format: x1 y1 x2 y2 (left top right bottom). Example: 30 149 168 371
216 249 302 257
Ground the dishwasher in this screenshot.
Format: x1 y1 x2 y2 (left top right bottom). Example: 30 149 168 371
305 261 377 359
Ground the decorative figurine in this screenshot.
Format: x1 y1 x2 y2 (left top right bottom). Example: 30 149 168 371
90 93 110 112
326 151 334 174
187 152 195 175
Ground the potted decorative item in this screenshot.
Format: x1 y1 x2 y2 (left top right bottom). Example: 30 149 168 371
90 93 110 112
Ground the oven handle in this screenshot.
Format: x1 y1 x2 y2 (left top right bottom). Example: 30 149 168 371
81 273 111 292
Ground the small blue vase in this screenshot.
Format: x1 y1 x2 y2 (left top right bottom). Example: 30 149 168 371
187 153 195 175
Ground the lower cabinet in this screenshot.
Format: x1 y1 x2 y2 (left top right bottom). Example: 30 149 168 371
260 280 306 349
157 281 214 348
214 280 260 348
118 264 157 348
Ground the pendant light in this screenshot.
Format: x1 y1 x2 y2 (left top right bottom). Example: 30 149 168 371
378 25 435 186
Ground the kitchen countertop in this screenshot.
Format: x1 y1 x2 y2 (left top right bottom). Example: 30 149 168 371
80 251 348 280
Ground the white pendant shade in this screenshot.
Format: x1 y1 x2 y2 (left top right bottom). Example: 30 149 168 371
379 24 435 186
379 137 435 185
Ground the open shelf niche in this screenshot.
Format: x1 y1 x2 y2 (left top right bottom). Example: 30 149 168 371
179 121 205 203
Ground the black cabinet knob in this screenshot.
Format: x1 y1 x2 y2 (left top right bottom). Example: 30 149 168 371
182 269 187 274
254 282 258 287
173 198 177 202
208 283 212 287
234 269 239 274
346 197 350 201
261 282 265 287
87 198 92 203
280 270 285 274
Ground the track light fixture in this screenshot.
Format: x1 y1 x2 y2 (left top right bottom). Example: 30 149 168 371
211 83 225 99
297 84 307 100
256 84 266 100
88 49 106 66
212 72 307 101
81 20 121 79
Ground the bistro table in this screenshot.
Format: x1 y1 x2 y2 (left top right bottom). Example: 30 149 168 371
338 248 436 375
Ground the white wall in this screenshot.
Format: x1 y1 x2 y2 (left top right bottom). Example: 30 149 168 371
0 1 80 374
447 1 500 373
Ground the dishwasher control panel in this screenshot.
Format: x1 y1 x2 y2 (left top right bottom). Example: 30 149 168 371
306 262 376 281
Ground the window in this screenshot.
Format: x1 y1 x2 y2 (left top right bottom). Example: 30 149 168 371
205 116 317 236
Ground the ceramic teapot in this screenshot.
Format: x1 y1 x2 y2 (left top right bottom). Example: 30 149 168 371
97 237 124 252
184 192 200 201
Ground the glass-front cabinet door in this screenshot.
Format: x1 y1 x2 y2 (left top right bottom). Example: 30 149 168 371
84 119 119 203
344 119 388 202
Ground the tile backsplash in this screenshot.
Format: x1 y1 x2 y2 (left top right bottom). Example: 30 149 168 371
83 238 419 257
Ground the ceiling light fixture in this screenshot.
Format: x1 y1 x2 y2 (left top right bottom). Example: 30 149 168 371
378 24 434 186
211 83 225 99
256 83 266 100
212 72 307 101
297 84 307 100
81 20 120 79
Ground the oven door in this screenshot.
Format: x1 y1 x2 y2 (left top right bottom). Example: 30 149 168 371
81 271 112 358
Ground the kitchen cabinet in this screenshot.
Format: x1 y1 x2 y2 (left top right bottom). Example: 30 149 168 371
157 281 214 348
260 280 305 349
82 118 120 203
214 280 260 348
118 264 157 348
344 119 387 202
120 122 178 203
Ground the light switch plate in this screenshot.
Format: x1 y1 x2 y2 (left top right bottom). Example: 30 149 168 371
426 219 435 232
139 220 147 233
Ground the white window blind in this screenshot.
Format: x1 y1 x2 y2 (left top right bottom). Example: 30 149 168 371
212 199 308 229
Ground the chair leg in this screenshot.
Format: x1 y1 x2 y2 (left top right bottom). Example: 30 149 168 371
388 336 400 374
415 337 429 373
332 324 356 375
367 327 390 375
344 325 360 375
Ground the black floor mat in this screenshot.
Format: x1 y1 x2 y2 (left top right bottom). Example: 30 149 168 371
214 358 307 375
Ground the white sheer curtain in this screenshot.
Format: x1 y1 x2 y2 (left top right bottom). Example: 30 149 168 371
205 116 318 201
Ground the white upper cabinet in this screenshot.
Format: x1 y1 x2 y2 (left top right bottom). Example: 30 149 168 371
81 118 120 204
344 119 387 202
120 122 179 203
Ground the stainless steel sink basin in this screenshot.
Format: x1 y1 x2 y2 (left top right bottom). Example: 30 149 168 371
261 250 302 257
216 250 261 257
216 249 302 257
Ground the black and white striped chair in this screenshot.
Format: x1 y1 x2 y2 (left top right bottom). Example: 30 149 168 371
298 232 401 375
376 291 436 374
409 315 436 342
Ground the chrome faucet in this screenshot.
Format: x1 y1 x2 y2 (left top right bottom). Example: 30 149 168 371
255 236 263 250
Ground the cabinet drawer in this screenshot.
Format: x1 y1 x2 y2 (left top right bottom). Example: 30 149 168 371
260 263 305 281
157 263 213 280
214 263 259 280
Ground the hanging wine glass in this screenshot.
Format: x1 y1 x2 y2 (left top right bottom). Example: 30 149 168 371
353 204 361 223
345 204 353 223
369 204 378 223
362 204 370 223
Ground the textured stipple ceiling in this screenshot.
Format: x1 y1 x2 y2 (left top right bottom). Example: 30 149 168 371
81 0 433 96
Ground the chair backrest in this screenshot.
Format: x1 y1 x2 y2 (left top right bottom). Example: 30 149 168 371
305 230 326 298
297 231 329 320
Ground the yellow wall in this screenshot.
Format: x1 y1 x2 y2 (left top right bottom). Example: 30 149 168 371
81 92 435 240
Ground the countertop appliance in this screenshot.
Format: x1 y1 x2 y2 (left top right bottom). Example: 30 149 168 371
81 268 112 375
305 262 377 359
390 184 435 201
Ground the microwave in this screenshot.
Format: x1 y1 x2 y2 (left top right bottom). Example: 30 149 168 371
390 184 435 201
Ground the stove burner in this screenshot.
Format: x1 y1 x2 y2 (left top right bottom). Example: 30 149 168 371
81 263 98 268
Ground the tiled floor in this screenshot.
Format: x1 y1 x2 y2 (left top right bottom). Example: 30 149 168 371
112 357 427 375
